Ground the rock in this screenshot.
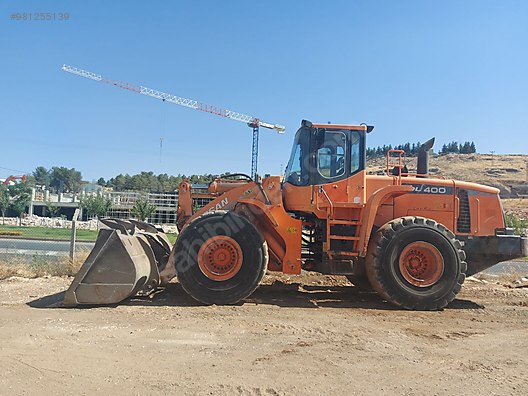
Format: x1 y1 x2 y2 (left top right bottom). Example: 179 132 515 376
160 224 179 235
466 276 485 283
1 214 176 234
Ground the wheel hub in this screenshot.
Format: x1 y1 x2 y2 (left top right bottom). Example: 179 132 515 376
399 241 444 287
198 236 243 281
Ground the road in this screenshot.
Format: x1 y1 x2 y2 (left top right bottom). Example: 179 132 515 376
483 261 527 275
0 238 95 257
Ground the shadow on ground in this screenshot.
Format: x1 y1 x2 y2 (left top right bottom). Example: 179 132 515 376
27 281 484 311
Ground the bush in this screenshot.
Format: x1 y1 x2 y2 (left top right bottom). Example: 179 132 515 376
0 231 22 236
505 213 528 235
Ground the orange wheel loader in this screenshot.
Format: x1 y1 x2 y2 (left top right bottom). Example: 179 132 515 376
64 120 527 310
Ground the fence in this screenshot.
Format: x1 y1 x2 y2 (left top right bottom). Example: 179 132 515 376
0 210 95 277
0 210 180 279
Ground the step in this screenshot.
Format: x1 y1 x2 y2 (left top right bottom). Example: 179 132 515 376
328 219 362 225
329 235 360 241
328 251 359 257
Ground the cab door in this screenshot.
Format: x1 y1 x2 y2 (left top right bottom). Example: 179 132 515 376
282 124 366 217
313 129 366 219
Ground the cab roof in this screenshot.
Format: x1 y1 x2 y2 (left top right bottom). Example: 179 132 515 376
301 120 374 133
311 123 368 130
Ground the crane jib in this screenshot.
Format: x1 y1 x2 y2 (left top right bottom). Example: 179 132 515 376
61 64 283 132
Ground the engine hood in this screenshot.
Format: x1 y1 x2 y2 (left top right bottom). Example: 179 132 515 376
452 180 500 195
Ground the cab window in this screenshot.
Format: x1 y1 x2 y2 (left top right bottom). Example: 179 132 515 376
317 131 346 179
350 131 361 174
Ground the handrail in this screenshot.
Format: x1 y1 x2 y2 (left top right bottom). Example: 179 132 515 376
384 150 446 181
385 149 404 185
317 186 334 218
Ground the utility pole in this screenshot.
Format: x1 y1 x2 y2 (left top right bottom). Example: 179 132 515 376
490 150 495 167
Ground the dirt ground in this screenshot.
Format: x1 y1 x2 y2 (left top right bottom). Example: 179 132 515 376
0 273 527 396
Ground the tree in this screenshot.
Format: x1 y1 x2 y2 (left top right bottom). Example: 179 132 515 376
33 166 50 187
97 177 106 186
108 174 126 191
80 194 112 223
8 182 31 226
0 186 9 225
45 201 60 218
49 166 83 193
368 140 475 158
131 196 157 222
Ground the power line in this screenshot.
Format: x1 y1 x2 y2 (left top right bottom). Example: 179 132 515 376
0 165 31 174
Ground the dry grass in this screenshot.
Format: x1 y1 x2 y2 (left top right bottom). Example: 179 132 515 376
503 198 528 218
429 153 527 187
368 153 528 195
0 249 89 280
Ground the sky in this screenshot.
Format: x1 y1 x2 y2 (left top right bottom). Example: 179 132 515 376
1 0 527 181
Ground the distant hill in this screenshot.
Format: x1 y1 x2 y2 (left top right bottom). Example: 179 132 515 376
367 153 528 197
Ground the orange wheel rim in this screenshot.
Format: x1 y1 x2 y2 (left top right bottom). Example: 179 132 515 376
398 241 444 287
198 236 243 281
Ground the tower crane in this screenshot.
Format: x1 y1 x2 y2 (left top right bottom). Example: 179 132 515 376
62 65 285 179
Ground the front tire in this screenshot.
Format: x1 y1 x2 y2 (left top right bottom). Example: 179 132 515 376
175 211 268 305
366 216 466 310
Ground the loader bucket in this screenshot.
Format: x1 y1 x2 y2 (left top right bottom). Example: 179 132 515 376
63 219 172 307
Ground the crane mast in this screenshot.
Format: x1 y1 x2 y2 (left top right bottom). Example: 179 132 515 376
62 65 285 178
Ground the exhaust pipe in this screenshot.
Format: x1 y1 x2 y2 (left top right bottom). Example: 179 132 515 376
417 137 435 177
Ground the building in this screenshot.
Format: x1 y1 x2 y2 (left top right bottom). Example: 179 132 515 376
30 189 179 224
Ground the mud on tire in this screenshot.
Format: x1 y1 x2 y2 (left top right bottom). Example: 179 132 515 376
365 216 466 310
174 211 268 305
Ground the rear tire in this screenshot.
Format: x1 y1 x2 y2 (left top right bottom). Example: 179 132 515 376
174 211 268 305
366 216 466 310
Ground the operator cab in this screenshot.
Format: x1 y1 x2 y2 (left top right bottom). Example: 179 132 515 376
284 120 371 186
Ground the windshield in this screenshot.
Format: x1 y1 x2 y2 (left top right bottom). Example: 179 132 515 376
284 127 310 186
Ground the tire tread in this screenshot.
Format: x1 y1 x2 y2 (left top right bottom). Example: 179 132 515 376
366 216 466 310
